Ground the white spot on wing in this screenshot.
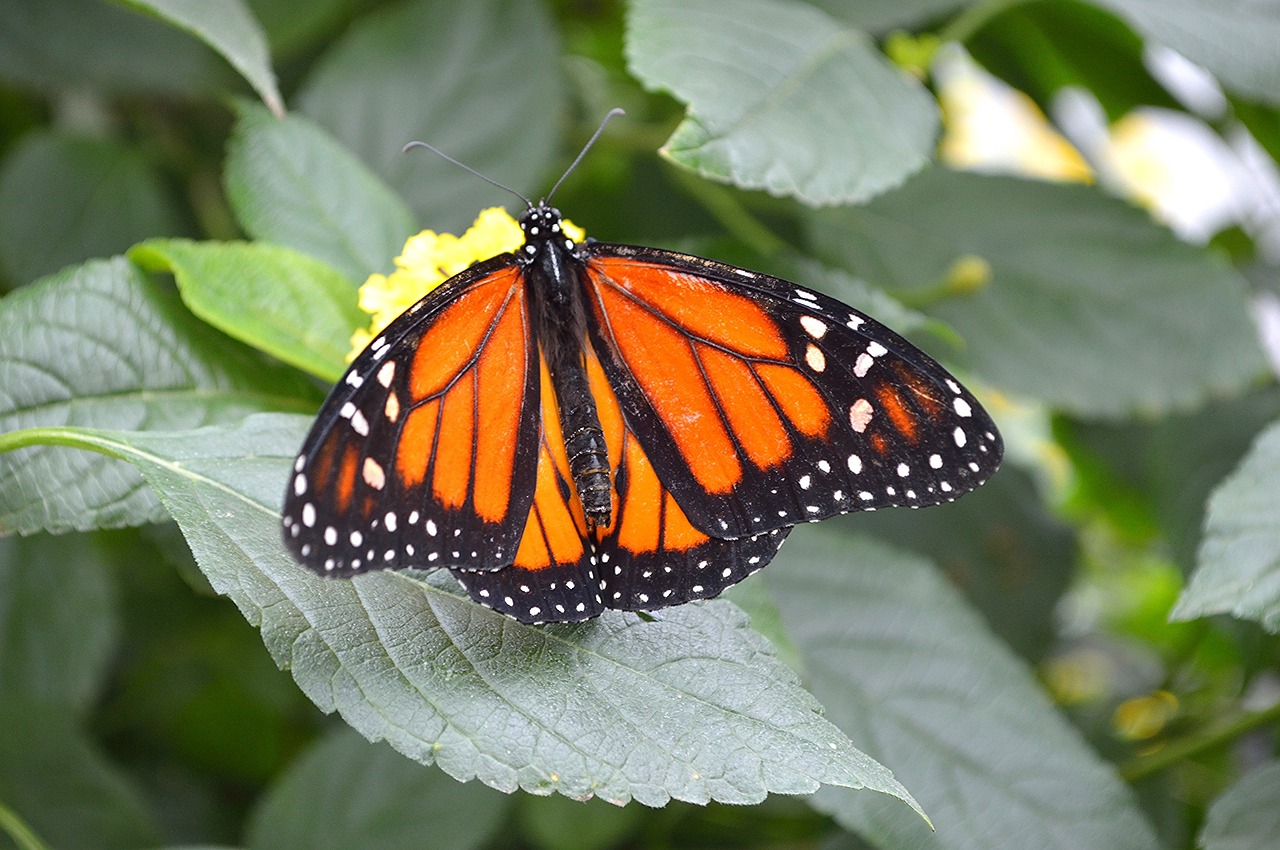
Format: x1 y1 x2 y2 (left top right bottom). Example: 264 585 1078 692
362 457 386 490
805 344 826 372
849 399 873 433
800 316 828 339
351 409 370 436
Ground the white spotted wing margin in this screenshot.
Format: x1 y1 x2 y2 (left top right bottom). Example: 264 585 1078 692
61 415 927 812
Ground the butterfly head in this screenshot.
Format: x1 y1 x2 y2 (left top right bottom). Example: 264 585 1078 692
519 202 577 261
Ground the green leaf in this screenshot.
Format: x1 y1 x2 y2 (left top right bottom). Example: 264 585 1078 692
248 0 360 58
130 238 363 382
810 169 1265 417
13 414 923 812
0 131 184 286
765 530 1160 850
0 0 220 97
246 729 509 850
113 0 284 116
626 0 937 206
0 702 160 850
224 103 416 284
0 257 314 536
808 0 974 34
1097 0 1280 106
966 0 1181 122
1172 418 1280 632
1199 761 1280 849
0 534 119 715
518 793 644 850
852 465 1078 661
297 0 564 231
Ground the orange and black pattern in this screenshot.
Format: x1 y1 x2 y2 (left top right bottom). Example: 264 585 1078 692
283 203 1002 623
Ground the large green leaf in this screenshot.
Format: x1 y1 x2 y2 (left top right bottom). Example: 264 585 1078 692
852 465 1078 661
246 729 509 850
224 103 416 284
626 0 937 206
0 0 220 97
113 0 284 116
23 414 924 812
1198 761 1280 850
766 530 1160 850
0 257 314 536
1172 419 1280 632
808 0 975 34
0 534 119 716
0 131 183 286
0 702 160 850
129 238 363 382
810 169 1265 417
247 0 359 58
297 0 564 231
1098 0 1280 106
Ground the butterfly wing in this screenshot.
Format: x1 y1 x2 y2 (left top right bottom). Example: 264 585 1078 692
453 352 606 622
584 349 791 612
454 346 792 623
282 256 540 575
582 245 1003 539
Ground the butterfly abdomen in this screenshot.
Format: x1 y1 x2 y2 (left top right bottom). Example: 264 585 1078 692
547 342 613 528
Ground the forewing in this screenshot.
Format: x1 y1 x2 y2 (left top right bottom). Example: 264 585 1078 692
582 245 1003 539
453 352 605 623
282 257 540 575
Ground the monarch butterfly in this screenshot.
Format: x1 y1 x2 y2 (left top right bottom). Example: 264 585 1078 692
281 112 1002 624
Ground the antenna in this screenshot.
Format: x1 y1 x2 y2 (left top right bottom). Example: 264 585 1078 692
546 108 625 203
401 140 533 208
401 108 625 207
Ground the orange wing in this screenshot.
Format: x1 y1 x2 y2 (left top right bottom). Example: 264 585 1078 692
584 351 791 611
452 347 789 623
282 258 540 576
582 246 1002 540
453 353 605 622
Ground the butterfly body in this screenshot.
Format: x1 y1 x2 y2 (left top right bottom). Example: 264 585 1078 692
282 202 1003 623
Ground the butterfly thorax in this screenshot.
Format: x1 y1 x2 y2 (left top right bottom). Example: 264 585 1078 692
520 203 614 528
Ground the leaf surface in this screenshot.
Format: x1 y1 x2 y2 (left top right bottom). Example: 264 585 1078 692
1173 418 1280 632
810 169 1264 416
766 529 1160 850
130 238 363 382
22 414 924 812
224 103 416 284
298 0 563 230
115 0 284 115
627 0 936 205
0 257 314 535
247 729 509 850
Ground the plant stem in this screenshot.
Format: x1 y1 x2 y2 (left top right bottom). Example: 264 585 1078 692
1120 700 1280 782
669 168 788 256
0 801 50 850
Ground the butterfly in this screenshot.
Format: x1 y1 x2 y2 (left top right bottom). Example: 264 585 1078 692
281 118 1003 624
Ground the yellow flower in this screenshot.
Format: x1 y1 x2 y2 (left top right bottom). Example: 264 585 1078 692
349 207 586 360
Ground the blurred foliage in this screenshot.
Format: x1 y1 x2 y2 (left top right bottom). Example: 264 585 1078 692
2 0 1279 849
